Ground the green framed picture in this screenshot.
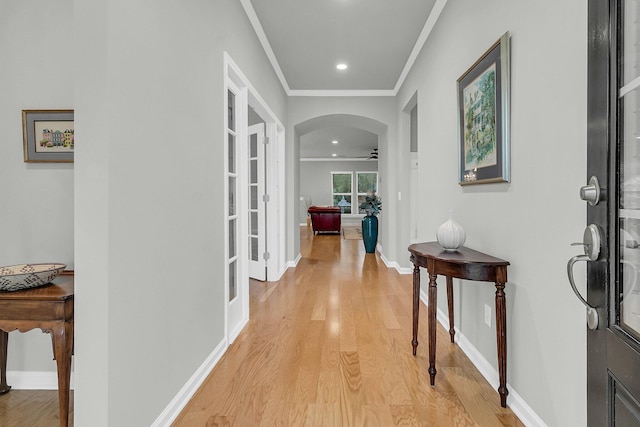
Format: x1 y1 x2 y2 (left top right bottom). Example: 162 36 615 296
457 32 510 185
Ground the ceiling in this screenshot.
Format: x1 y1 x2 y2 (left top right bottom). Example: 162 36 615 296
242 0 442 158
300 126 378 160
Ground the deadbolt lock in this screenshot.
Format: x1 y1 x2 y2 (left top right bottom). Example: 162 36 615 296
580 176 602 206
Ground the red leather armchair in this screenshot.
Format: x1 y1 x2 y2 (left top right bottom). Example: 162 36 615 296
308 206 342 235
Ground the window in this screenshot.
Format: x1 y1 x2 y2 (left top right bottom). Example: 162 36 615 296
331 171 378 214
356 172 378 214
331 172 352 213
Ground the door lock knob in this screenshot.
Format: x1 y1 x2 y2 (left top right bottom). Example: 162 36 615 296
580 176 602 206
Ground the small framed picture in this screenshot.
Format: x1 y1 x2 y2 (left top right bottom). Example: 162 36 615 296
457 32 510 185
22 110 74 163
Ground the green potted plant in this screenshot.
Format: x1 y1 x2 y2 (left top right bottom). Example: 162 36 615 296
360 192 382 253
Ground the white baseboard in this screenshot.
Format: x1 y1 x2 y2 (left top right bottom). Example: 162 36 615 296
395 263 413 275
287 253 301 268
379 252 412 275
228 317 249 346
419 289 547 427
6 370 75 390
379 252 393 267
151 339 227 427
275 262 288 281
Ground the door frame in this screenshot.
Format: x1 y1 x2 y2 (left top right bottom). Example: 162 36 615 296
586 1 640 425
586 1 612 424
224 52 286 344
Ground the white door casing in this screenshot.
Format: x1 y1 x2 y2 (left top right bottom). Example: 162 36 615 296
224 52 286 345
225 78 249 344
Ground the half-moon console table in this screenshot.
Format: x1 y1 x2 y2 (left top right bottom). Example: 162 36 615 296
0 272 74 427
408 242 510 408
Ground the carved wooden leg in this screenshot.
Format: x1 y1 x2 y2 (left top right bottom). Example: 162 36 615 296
428 273 438 386
51 322 73 427
495 282 508 408
0 330 10 394
411 260 420 356
446 276 455 343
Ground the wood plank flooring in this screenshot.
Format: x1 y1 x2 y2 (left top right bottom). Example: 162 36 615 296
0 389 73 427
0 226 523 426
173 227 524 427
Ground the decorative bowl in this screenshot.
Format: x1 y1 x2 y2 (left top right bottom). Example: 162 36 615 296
0 263 67 292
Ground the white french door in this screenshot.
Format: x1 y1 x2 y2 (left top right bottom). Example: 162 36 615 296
224 52 285 343
248 123 266 281
225 81 248 342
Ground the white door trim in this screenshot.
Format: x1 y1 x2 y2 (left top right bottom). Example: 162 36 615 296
224 76 249 345
224 52 287 342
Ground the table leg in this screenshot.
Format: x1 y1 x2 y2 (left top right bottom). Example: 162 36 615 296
428 273 438 386
51 322 73 427
411 262 420 356
495 282 508 408
0 330 10 394
446 276 455 343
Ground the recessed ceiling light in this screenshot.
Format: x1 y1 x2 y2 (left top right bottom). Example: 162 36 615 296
332 140 339 144
332 153 337 157
336 63 348 70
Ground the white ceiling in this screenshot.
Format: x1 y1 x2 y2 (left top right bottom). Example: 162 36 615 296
243 0 442 157
300 126 377 159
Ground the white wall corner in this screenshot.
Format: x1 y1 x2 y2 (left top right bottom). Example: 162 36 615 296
151 339 228 427
418 290 548 427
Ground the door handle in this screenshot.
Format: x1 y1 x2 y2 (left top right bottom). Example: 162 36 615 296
567 224 601 330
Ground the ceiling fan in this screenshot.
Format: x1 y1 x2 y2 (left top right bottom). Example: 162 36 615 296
367 148 378 160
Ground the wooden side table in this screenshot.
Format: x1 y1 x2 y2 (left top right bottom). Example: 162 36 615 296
408 242 510 407
0 272 74 427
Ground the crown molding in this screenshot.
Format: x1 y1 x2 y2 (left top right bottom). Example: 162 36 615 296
289 90 395 97
300 157 378 162
241 0 448 97
239 0 291 94
393 0 448 94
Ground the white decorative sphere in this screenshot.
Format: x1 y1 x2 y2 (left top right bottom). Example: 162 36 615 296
436 212 466 251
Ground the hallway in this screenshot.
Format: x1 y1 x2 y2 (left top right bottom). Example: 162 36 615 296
173 226 524 426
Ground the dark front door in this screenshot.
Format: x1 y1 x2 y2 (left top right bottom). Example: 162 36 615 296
582 1 640 425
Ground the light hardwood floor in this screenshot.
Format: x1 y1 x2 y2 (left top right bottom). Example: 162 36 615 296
173 226 524 427
0 226 523 426
0 389 73 426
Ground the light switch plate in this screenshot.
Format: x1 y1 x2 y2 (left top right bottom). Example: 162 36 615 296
484 304 491 327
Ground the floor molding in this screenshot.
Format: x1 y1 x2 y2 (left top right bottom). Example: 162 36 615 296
151 339 227 426
6 370 75 390
419 288 547 427
287 253 302 269
228 318 249 346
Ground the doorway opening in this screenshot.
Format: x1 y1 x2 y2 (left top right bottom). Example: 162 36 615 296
224 52 286 345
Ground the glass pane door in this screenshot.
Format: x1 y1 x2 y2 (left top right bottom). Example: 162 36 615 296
619 0 640 338
227 89 239 303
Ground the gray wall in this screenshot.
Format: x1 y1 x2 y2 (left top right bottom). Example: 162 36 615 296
300 160 378 215
396 0 587 425
3 0 589 425
73 0 287 425
0 0 75 373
